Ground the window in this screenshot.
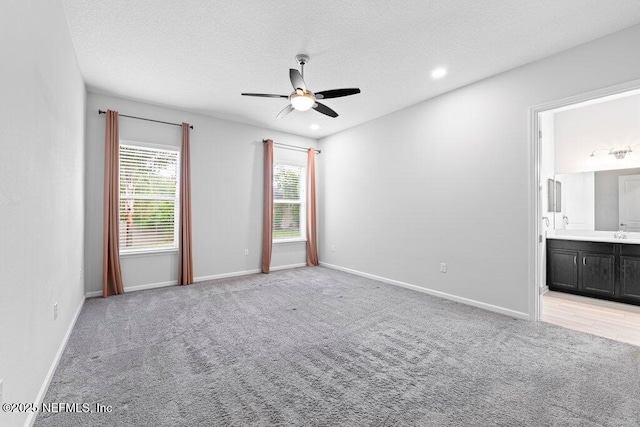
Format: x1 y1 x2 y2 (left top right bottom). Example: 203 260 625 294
273 163 306 241
119 142 180 253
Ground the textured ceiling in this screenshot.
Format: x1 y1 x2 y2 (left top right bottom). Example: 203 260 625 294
61 0 640 138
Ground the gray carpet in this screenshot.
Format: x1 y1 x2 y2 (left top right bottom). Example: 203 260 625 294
35 266 640 426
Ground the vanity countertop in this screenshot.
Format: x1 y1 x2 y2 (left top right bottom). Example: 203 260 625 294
547 230 640 245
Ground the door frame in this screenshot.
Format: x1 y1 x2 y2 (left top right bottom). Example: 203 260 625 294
528 78 640 321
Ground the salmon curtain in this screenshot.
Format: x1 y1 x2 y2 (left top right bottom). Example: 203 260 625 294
306 148 319 266
178 123 193 285
261 139 274 273
102 110 124 297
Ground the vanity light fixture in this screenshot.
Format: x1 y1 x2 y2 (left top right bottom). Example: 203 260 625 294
589 144 640 159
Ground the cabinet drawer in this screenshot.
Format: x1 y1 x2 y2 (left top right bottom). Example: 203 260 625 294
547 239 614 254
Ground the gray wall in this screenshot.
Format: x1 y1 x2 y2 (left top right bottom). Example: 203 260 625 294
0 1 86 425
595 168 640 231
84 93 318 295
318 24 640 318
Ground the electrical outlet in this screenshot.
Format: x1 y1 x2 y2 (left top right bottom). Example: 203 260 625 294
331 245 335 252
244 249 249 256
440 262 447 273
54 302 58 320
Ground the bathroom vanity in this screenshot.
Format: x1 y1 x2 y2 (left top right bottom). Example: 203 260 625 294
547 231 640 305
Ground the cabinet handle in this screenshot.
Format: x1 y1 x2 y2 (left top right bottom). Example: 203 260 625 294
583 257 586 265
574 256 576 265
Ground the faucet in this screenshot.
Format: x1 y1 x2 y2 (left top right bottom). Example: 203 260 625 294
614 229 628 239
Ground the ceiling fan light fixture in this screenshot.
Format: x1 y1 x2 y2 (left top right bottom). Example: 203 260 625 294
290 92 315 111
241 54 359 118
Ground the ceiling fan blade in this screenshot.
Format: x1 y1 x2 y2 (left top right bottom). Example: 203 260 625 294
313 102 338 118
277 104 295 119
241 93 289 98
314 88 361 100
289 69 306 91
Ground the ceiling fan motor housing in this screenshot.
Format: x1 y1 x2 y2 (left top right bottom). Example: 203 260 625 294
295 54 309 66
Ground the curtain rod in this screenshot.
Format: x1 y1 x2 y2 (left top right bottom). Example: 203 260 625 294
263 139 321 154
98 110 194 129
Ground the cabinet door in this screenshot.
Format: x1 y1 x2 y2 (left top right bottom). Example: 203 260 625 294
620 256 640 302
548 250 578 290
580 253 615 296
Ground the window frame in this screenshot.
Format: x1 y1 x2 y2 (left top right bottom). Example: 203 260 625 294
273 162 307 244
118 139 181 256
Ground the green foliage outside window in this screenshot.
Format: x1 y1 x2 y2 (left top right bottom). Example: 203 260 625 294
119 145 178 249
273 164 303 239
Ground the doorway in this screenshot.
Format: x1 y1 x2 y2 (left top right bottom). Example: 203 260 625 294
531 80 640 347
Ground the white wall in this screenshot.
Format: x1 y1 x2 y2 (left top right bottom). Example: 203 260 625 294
0 1 86 426
555 92 640 174
84 93 317 295
318 24 640 318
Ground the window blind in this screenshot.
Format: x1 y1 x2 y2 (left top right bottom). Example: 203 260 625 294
119 144 180 252
273 163 305 240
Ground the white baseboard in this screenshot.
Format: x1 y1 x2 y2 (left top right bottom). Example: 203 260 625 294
86 265 309 297
25 297 85 427
128 280 177 292
320 262 530 320
194 269 261 283
540 285 550 295
195 264 305 281
270 263 306 272
85 279 178 298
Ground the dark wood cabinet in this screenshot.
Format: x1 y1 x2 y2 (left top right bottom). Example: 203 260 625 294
548 250 578 290
547 239 640 306
620 256 640 301
580 253 615 296
619 244 640 302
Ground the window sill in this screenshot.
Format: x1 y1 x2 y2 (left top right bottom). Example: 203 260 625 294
273 238 307 244
120 247 179 258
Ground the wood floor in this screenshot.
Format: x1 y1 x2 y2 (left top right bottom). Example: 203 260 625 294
541 291 640 347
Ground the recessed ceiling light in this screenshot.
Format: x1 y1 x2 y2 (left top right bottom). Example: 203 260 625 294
431 67 447 79
310 124 320 130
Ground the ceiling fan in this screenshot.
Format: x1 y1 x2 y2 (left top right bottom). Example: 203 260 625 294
241 54 361 119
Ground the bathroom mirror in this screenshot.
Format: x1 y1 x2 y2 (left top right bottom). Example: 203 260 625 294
553 168 640 231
